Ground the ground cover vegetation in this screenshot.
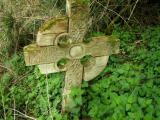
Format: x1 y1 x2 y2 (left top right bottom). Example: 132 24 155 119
0 0 160 120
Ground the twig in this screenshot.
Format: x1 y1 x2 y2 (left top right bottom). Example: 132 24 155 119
0 52 8 59
96 1 130 28
106 0 111 9
14 114 36 120
128 0 139 21
11 108 37 120
13 96 16 120
0 64 16 76
53 0 59 8
45 74 54 120
1 92 6 120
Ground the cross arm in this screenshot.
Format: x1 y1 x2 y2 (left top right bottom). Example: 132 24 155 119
84 36 120 57
23 44 66 66
23 36 119 66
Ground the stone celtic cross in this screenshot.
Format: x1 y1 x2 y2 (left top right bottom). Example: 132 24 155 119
23 0 119 113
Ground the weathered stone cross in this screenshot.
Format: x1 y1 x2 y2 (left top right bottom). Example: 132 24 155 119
23 0 119 113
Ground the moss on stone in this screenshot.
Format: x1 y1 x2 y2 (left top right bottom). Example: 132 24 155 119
39 17 67 32
24 44 40 52
80 55 93 66
108 36 119 47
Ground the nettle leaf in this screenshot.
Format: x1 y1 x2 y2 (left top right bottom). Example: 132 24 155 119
138 97 152 109
138 97 145 108
109 92 122 105
126 103 131 111
71 88 84 97
146 104 154 114
88 104 99 117
143 114 153 120
1 73 12 86
135 109 144 120
120 80 130 91
82 81 89 88
75 96 83 105
116 67 126 75
128 112 135 119
128 95 137 104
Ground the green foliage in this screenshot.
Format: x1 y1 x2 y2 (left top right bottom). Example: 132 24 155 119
0 0 160 119
68 88 83 115
0 53 66 120
1 26 160 119
82 26 160 120
0 25 160 119
57 58 69 69
84 32 105 43
80 55 93 65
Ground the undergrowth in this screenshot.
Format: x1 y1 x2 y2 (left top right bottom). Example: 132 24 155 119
0 0 160 119
0 26 160 120
82 26 160 120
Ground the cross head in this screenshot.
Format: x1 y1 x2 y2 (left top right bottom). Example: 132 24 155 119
23 0 120 113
